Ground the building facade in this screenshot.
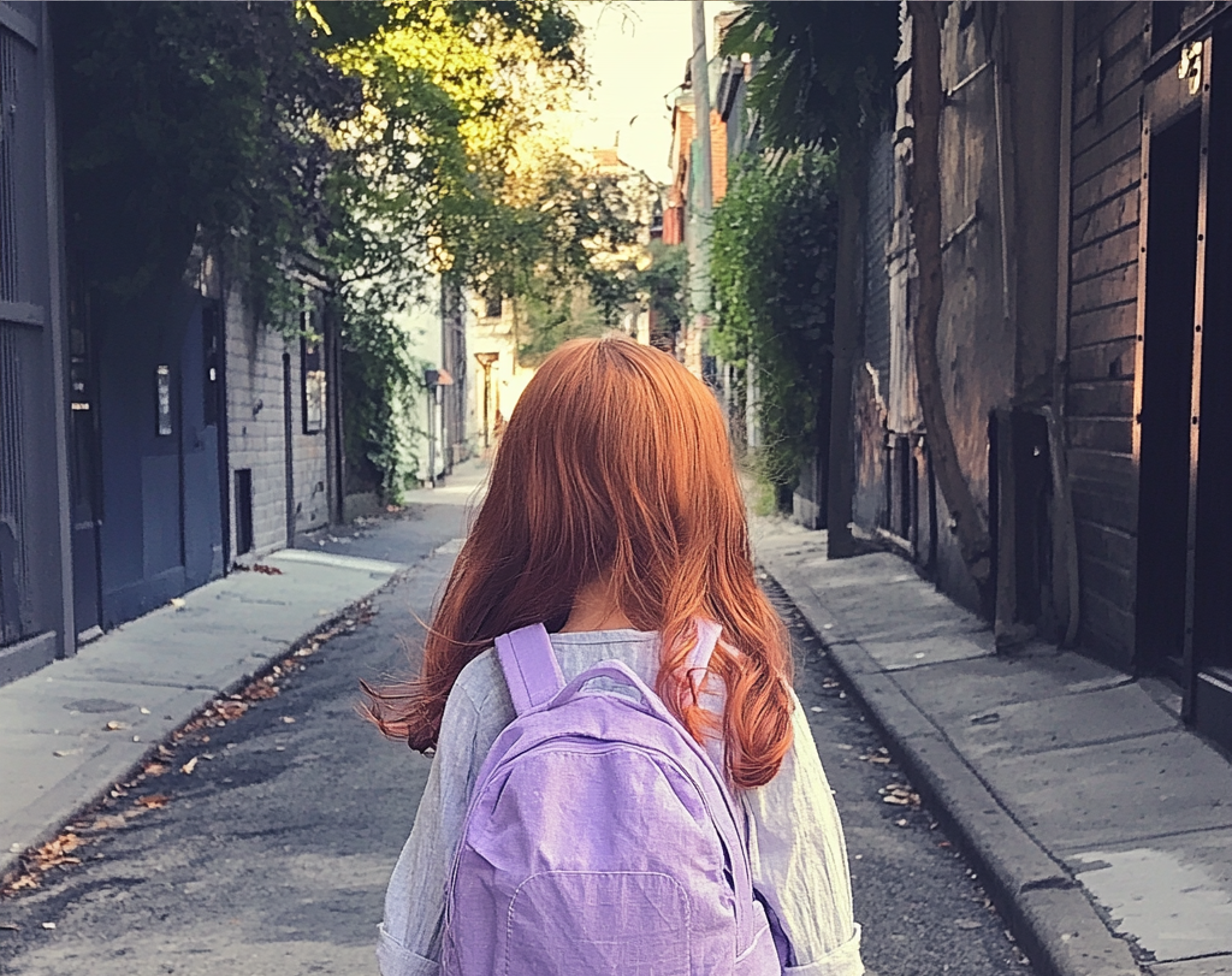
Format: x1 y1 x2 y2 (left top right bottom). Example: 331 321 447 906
849 1 1232 752
0 1 74 683
0 2 346 687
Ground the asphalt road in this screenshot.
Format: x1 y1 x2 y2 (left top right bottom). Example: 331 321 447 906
0 498 1035 975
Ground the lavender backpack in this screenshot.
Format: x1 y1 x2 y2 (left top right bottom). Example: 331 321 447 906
440 621 787 976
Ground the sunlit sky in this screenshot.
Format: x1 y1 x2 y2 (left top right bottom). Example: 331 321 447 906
566 1 737 185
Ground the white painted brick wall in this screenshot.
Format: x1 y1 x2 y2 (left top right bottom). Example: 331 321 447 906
225 285 332 560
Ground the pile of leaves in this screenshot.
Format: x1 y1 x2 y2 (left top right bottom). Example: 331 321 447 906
1 598 375 899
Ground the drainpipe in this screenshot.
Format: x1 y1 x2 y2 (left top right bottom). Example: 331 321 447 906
688 0 714 378
1052 3 1081 647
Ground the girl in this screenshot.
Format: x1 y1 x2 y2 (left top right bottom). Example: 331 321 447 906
367 334 862 975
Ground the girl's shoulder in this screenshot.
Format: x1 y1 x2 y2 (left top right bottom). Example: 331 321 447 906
452 646 508 713
452 629 665 710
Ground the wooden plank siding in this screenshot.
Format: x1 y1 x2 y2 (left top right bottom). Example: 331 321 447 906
1072 224 1139 282
1070 261 1137 316
1072 4 1150 124
1080 588 1137 665
1072 114 1142 186
1071 187 1139 252
1067 379 1135 416
1074 2 1136 54
1066 3 1149 666
1070 302 1137 350
1068 334 1137 380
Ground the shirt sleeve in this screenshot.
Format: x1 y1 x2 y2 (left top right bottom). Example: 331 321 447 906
377 680 485 976
744 688 864 975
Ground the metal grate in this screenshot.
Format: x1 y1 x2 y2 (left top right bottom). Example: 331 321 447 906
0 326 30 643
0 30 17 302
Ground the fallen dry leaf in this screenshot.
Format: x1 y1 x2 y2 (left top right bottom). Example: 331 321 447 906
281 715 296 724
180 756 199 775
2 831 94 896
252 563 283 575
104 721 128 731
242 681 279 701
879 783 921 807
88 815 131 831
36 835 83 866
135 794 170 809
143 762 168 777
214 701 248 721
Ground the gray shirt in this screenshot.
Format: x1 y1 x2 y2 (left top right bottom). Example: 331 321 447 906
378 628 864 975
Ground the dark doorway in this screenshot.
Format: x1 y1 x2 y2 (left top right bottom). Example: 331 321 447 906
1191 27 1232 747
180 300 224 589
1136 107 1202 680
235 469 254 556
68 291 102 638
203 301 230 570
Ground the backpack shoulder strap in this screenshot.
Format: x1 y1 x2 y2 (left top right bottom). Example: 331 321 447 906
495 623 564 716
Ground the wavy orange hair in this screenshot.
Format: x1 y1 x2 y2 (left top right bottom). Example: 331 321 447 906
364 334 794 789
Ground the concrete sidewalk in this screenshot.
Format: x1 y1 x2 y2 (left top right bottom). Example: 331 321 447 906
0 547 405 884
752 516 1232 976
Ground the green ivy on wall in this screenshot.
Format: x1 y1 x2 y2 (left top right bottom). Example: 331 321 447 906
711 149 840 497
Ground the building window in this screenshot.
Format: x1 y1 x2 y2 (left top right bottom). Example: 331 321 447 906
484 290 503 319
300 308 325 434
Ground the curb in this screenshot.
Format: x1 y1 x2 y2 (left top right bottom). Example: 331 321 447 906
0 580 399 889
760 560 1143 976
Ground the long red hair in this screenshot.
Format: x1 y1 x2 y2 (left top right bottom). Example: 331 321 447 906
364 334 793 789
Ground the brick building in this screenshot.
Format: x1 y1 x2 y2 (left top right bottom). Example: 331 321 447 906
848 1 1232 752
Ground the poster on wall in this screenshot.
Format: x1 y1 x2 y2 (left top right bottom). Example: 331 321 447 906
156 365 172 436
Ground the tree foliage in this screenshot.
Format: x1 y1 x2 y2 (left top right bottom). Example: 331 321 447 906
307 0 593 496
720 2 900 153
52 2 359 311
53 1 649 500
718 2 898 537
711 150 840 491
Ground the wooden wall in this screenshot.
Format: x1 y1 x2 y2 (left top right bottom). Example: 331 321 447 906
1066 3 1148 666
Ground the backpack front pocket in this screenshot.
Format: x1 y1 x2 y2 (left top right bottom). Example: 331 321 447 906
505 870 691 976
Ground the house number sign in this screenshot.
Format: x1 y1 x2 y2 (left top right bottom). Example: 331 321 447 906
1179 40 1203 96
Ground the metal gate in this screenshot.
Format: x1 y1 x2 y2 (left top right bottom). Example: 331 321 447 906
0 1 72 683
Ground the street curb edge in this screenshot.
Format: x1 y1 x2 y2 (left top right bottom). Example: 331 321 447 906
759 557 1143 976
0 577 402 891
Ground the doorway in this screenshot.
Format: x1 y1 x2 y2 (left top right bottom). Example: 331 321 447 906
1190 25 1232 746
1135 108 1202 681
1137 27 1232 751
